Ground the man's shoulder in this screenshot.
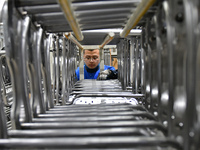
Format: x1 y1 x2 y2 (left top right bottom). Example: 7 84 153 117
75 67 80 80
75 67 80 74
104 65 115 71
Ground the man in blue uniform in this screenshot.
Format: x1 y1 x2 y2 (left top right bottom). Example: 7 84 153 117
75 49 117 80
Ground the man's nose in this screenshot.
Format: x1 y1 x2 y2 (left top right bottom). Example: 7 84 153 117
89 58 95 62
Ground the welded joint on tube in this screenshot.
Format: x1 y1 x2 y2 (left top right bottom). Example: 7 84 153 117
99 32 115 49
64 32 84 50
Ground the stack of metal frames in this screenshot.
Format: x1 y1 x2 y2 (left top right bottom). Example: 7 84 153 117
0 0 199 150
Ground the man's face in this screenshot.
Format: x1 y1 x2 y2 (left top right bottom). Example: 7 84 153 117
84 49 100 69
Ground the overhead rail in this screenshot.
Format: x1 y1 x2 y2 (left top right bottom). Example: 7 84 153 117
64 32 84 50
99 32 115 49
57 0 84 41
120 0 156 38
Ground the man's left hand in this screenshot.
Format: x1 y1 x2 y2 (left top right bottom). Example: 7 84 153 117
97 69 118 80
97 69 111 80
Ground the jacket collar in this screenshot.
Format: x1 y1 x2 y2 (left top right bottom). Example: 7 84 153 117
85 64 99 73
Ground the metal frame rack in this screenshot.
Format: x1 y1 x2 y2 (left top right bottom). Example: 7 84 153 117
0 0 199 150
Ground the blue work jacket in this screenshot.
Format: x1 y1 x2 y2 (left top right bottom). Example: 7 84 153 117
75 64 115 80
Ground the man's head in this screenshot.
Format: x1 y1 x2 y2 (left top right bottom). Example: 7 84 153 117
84 49 100 69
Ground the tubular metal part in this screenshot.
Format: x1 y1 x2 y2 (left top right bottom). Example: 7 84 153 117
0 137 182 149
149 16 159 116
8 127 149 138
55 35 61 105
2 1 32 129
32 28 46 115
156 1 169 128
64 32 84 50
21 120 167 133
0 56 8 139
99 47 104 72
99 32 115 49
120 0 156 38
167 0 187 144
45 34 54 108
61 36 67 105
183 0 200 149
57 0 84 41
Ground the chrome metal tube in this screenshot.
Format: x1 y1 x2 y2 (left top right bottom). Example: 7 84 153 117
120 0 156 37
57 0 84 41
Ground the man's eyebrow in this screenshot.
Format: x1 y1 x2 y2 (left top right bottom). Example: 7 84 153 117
85 54 99 56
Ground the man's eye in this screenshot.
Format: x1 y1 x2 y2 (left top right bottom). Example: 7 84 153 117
86 57 90 60
93 57 98 60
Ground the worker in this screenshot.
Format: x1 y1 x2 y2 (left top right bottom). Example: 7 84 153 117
75 49 118 80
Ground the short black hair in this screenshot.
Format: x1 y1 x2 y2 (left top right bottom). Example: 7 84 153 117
83 49 99 54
